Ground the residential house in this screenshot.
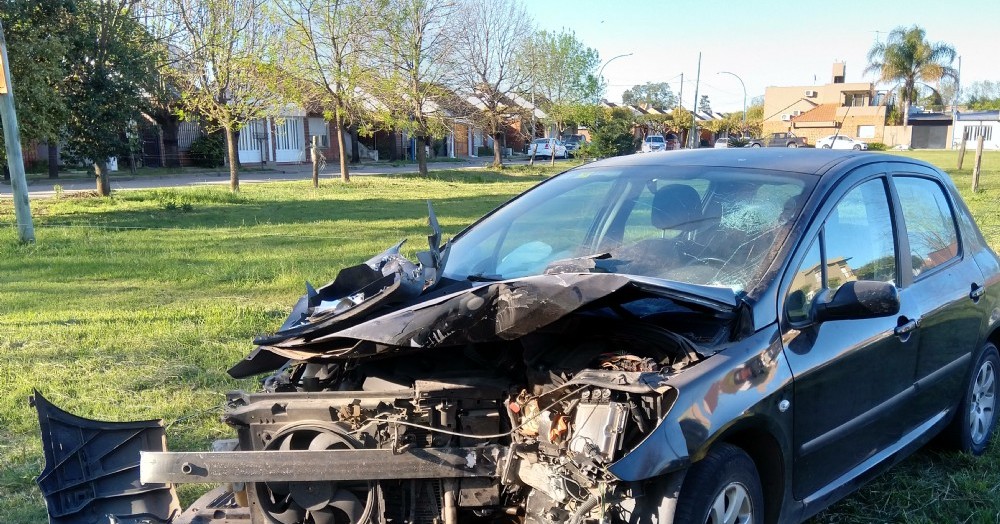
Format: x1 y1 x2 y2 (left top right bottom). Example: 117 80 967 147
764 62 889 146
954 111 1000 150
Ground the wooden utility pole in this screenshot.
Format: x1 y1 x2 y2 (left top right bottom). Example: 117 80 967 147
0 20 35 242
311 135 319 188
957 134 967 169
972 135 984 193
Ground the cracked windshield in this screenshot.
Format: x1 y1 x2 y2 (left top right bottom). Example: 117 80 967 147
443 166 813 293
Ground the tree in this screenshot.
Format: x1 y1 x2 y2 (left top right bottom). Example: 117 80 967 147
451 0 532 168
276 0 385 183
865 25 957 130
698 95 712 114
62 0 155 196
374 0 456 177
582 107 635 158
621 82 675 109
523 29 600 135
169 0 286 192
965 80 1000 110
0 0 74 178
134 0 187 169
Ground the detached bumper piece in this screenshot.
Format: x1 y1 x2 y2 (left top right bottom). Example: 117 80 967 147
31 391 180 524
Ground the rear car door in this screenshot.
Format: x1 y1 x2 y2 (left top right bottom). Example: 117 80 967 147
781 170 921 499
889 170 987 423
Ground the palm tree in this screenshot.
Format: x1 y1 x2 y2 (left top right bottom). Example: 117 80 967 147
865 25 957 131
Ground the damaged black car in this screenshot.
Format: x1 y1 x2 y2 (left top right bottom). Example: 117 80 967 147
34 149 1000 524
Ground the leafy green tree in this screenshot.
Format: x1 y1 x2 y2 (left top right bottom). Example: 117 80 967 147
964 80 1000 110
698 95 712 114
451 0 532 168
622 82 675 109
373 0 455 177
582 107 635 158
276 0 386 182
865 25 957 129
170 0 286 192
523 29 600 136
61 0 155 196
0 0 74 178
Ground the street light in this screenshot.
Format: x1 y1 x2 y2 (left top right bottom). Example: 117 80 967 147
598 52 633 85
717 71 747 126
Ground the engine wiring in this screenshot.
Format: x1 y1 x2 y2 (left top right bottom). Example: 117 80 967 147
352 384 589 439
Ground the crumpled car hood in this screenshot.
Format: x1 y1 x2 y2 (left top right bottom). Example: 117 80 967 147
229 242 738 378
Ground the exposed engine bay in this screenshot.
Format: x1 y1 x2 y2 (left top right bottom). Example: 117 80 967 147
33 227 745 524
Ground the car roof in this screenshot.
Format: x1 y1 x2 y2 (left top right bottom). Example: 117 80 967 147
575 149 933 179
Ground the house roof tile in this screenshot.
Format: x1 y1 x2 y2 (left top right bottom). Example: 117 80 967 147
793 103 838 122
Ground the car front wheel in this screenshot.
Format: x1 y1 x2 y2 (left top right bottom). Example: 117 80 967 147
948 343 999 454
674 443 763 524
821 145 831 149
787 142 798 148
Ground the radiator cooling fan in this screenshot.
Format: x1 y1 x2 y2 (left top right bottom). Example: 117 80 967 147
255 424 375 524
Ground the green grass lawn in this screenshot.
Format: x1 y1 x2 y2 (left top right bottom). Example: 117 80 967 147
1 153 999 523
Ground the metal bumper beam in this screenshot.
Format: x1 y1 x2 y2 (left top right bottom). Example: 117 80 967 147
141 445 505 484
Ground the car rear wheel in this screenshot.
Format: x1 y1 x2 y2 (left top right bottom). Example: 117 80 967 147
946 342 998 455
821 145 831 149
674 443 763 524
750 143 761 148
853 145 862 150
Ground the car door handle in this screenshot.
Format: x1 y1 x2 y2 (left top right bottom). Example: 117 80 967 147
894 318 918 337
970 283 985 302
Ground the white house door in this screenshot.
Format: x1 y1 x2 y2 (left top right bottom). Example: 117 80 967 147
274 117 305 163
238 119 269 164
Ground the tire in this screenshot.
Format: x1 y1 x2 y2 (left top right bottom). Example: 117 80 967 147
853 145 862 150
946 342 998 455
787 142 798 148
674 443 764 524
750 143 761 148
821 145 831 149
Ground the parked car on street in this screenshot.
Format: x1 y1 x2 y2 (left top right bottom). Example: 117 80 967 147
528 137 568 158
36 149 1000 524
748 132 808 148
641 134 668 152
563 134 587 156
817 134 869 150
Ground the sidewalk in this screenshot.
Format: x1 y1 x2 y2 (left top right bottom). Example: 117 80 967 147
0 158 534 198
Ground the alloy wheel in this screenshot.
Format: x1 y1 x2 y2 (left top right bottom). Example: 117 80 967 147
970 360 996 445
707 482 753 524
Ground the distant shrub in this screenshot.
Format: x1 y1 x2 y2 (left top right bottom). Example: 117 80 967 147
477 146 494 157
189 133 226 168
867 142 887 151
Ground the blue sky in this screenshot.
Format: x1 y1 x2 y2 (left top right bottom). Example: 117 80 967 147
524 0 999 112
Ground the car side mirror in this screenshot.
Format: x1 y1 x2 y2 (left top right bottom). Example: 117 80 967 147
813 280 900 323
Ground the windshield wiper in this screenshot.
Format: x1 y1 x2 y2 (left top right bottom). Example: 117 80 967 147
467 273 504 282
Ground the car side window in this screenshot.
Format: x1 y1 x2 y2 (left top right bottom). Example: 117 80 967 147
785 178 896 323
893 176 959 277
824 178 896 292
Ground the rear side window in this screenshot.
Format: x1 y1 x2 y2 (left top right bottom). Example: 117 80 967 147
894 176 959 277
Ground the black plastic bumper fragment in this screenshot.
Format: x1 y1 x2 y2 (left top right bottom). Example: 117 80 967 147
31 390 180 524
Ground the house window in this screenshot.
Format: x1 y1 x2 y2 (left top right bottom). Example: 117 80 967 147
308 117 330 148
964 125 993 142
844 93 871 107
857 125 875 139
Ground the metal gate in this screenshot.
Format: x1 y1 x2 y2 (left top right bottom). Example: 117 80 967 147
911 126 947 149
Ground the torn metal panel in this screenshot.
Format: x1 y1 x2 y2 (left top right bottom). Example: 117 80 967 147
31 391 180 524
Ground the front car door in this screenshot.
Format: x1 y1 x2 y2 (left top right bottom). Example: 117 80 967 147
781 170 921 499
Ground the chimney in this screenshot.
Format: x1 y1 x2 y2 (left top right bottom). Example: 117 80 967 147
832 62 846 84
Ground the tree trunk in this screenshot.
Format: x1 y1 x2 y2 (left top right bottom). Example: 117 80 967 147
161 119 181 168
493 132 503 168
94 160 111 196
416 134 428 176
350 126 360 164
48 143 59 178
225 126 240 192
335 109 350 182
